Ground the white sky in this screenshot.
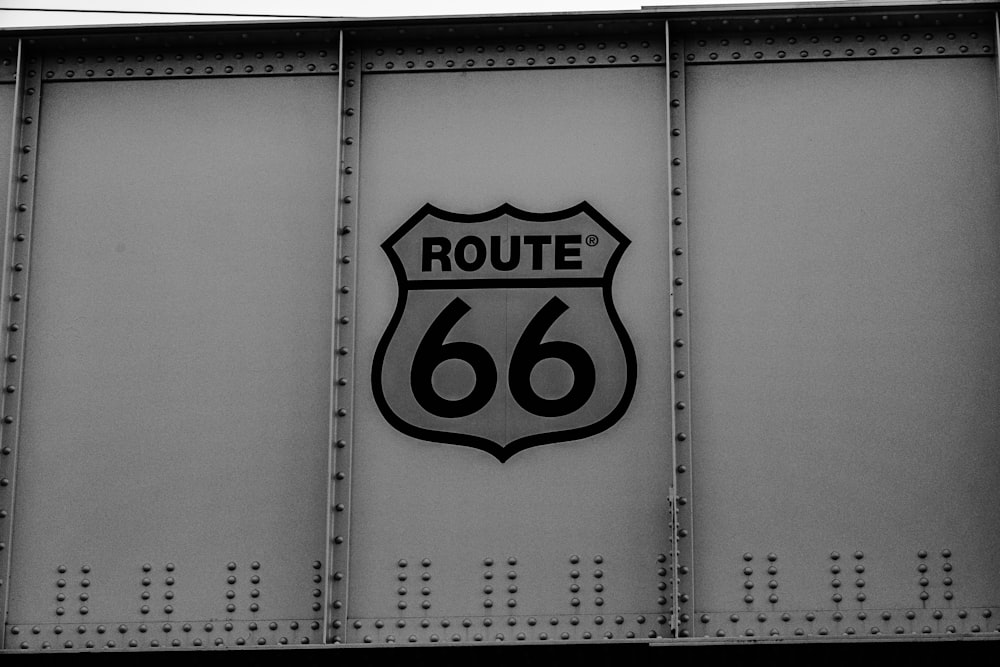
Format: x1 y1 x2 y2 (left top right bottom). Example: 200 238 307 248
1 0 864 27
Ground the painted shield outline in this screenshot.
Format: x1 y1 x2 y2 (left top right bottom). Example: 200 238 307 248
371 201 637 462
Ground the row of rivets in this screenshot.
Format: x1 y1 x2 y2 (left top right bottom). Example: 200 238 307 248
137 562 177 617
698 607 999 638
668 30 693 638
829 550 868 603
360 36 663 73
395 558 433 611
682 11 990 33
328 40 361 644
917 548 955 602
482 556 517 610
684 27 993 64
741 552 780 606
566 554 606 610
222 561 266 615
1 48 42 628
53 565 92 617
10 618 322 649
348 613 667 643
40 46 339 81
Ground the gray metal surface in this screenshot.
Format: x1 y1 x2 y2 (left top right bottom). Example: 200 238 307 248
326 37 360 643
346 63 673 643
666 27 694 638
5 74 339 649
0 44 38 643
686 55 1000 635
0 3 998 652
683 25 994 63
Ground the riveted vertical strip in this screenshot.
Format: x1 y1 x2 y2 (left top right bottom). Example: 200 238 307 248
0 41 40 645
666 24 693 640
326 31 361 646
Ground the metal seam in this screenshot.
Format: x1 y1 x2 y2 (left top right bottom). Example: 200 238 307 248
36 44 339 82
322 29 347 646
683 24 994 64
327 38 361 646
667 30 694 640
0 40 40 647
359 34 664 73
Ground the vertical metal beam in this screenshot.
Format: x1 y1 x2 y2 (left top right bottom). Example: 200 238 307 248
322 29 346 645
0 39 40 646
665 20 694 639
326 29 361 646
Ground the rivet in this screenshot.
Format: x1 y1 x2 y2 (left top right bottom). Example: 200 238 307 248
341 256 351 264
917 550 927 558
673 217 683 226
675 370 686 379
674 339 685 348
672 188 682 196
3 415 13 423
673 277 684 286
16 204 27 213
344 108 355 116
12 264 22 272
343 196 353 204
830 552 840 560
337 408 347 417
941 549 951 558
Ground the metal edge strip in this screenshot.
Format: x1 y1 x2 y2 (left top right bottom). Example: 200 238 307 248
666 26 694 640
0 40 40 647
327 34 361 646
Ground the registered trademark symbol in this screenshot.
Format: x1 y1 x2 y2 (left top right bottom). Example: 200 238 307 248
585 234 599 247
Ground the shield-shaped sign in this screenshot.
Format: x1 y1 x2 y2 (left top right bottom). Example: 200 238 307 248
371 202 636 462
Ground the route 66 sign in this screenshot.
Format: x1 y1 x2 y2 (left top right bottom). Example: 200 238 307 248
372 202 637 462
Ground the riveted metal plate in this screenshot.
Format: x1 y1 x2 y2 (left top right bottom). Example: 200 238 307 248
359 33 663 73
326 35 360 645
693 607 1000 639
344 612 669 644
684 26 994 64
38 43 338 82
348 63 673 639
5 618 322 651
673 9 995 34
685 52 1000 617
666 27 694 639
4 74 338 644
0 44 40 645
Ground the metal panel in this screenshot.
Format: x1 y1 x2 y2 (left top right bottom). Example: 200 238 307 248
666 26 694 638
347 61 673 643
4 74 339 649
686 55 1000 637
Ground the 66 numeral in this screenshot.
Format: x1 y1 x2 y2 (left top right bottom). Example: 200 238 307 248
411 296 596 419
